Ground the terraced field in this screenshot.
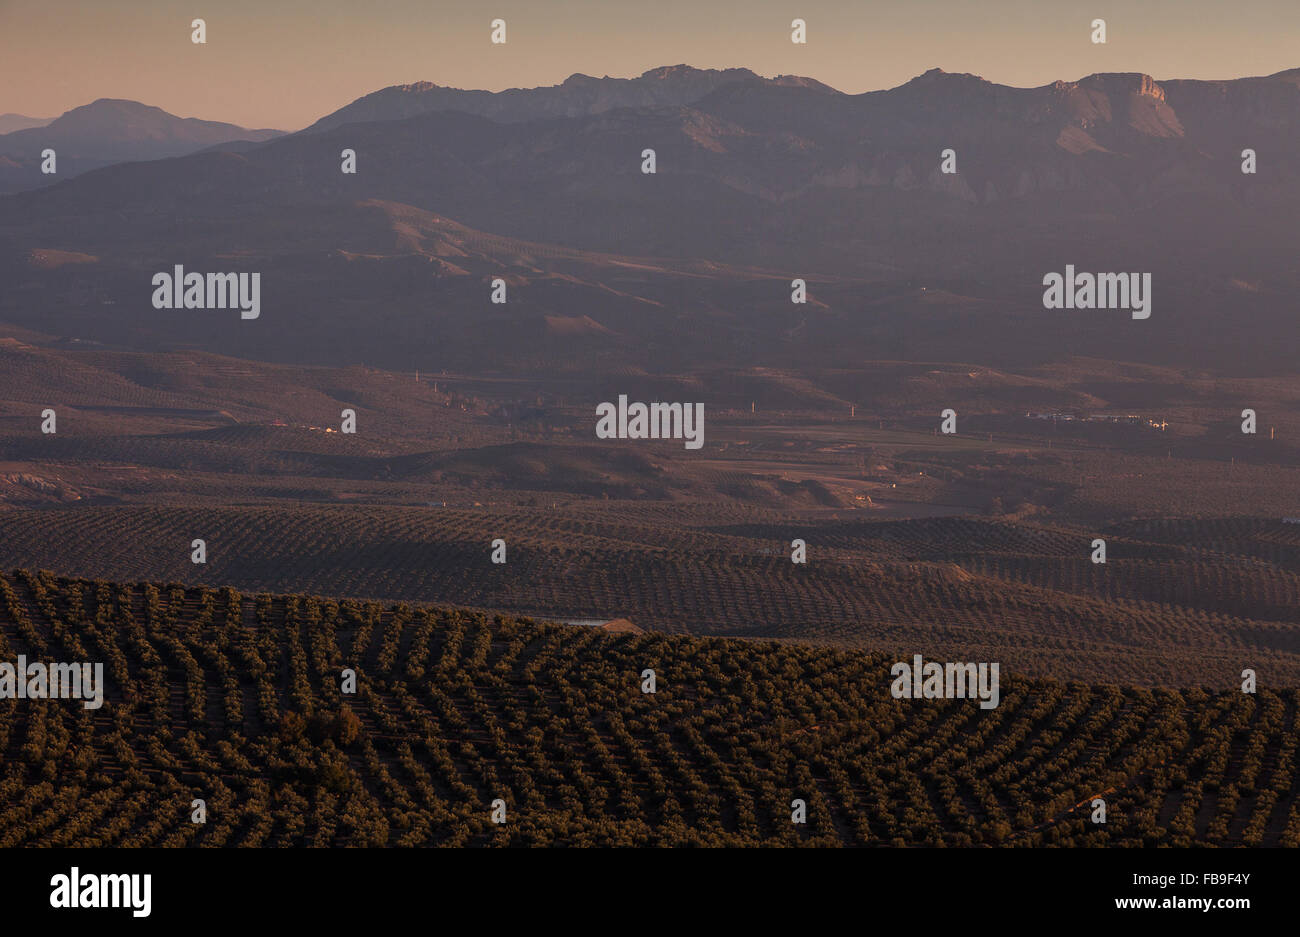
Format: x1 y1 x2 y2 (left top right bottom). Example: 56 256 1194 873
0 506 1295 686
2 344 1298 688
0 571 1295 847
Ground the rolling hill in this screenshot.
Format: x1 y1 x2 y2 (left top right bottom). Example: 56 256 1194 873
0 570 1295 846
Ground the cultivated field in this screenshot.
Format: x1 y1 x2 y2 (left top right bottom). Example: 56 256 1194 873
1 571 1296 847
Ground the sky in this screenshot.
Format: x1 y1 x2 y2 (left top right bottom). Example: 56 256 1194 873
3 0 1298 130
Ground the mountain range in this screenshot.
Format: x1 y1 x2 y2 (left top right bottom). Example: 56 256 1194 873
2 65 1298 373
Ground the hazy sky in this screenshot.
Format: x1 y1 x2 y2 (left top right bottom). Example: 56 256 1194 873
3 0 1298 130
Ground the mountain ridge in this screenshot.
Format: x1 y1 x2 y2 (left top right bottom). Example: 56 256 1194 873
2 63 1299 373
302 63 1298 134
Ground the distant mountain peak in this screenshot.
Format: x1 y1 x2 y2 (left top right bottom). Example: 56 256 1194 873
906 67 990 85
639 64 759 81
770 74 841 93
390 81 442 94
0 98 284 166
45 97 285 132
84 97 159 109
